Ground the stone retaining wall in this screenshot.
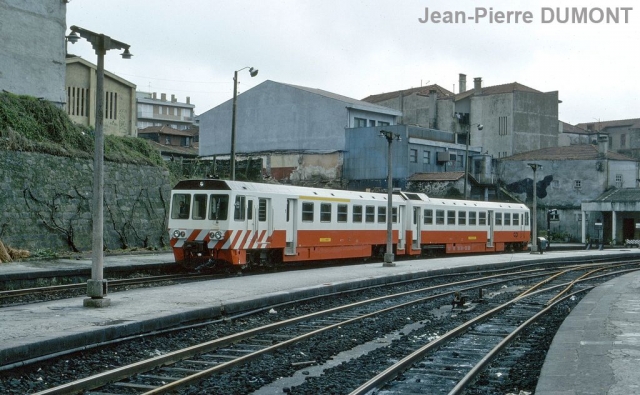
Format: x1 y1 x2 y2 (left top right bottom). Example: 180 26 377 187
0 151 171 253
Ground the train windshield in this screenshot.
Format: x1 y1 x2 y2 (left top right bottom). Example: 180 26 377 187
171 193 191 219
209 194 229 221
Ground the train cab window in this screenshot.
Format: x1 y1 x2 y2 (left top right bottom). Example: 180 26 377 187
459 211 466 225
504 213 511 226
513 213 519 226
320 203 332 222
171 193 191 219
479 212 487 225
447 210 456 225
258 199 267 222
353 205 363 222
377 206 386 223
234 196 246 221
392 207 398 223
469 211 477 225
337 204 348 222
365 206 375 223
302 202 314 222
209 194 229 221
436 210 445 225
424 209 433 225
192 194 207 220
495 212 502 226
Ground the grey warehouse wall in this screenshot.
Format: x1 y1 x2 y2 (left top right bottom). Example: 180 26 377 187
0 151 171 253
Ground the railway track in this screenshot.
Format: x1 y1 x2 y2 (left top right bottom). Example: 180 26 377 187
26 260 639 395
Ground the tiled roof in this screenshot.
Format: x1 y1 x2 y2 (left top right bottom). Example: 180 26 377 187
501 145 637 162
560 121 590 135
575 118 640 132
588 188 640 203
145 140 198 157
138 125 198 137
454 82 541 101
408 171 465 182
362 84 454 104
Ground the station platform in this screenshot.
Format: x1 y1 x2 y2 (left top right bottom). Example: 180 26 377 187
1 246 640 395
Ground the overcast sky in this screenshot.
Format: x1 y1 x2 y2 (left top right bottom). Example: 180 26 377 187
66 0 639 125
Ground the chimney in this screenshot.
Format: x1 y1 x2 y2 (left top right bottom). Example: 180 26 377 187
186 96 191 104
474 77 482 95
161 93 167 101
171 94 176 102
428 89 437 129
459 74 467 93
152 92 157 99
597 134 609 158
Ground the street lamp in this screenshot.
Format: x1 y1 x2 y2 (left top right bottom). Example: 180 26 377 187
67 25 132 308
380 130 401 267
230 66 258 180
463 124 483 199
528 163 542 253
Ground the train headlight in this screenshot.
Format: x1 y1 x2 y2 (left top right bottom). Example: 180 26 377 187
209 230 224 240
172 229 186 238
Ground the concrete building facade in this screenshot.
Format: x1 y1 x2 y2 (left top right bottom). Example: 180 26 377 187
0 1 67 106
498 140 639 243
136 92 196 131
199 80 401 182
576 118 640 159
65 57 137 137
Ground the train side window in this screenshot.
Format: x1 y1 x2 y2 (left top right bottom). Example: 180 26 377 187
337 204 348 222
479 212 487 225
353 205 363 222
258 199 267 222
504 213 511 226
302 202 314 222
192 194 207 220
495 212 503 226
436 210 445 225
459 211 466 225
469 211 477 225
365 206 375 223
171 193 191 219
447 210 456 225
234 196 246 220
377 206 386 223
392 207 398 223
513 213 519 226
424 209 433 225
320 203 332 222
209 194 229 221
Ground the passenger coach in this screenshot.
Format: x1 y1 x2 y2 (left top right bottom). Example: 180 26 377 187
168 180 531 267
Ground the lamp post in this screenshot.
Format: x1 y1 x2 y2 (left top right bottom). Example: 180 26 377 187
463 124 483 199
528 163 542 253
380 130 401 267
230 66 258 180
67 26 132 308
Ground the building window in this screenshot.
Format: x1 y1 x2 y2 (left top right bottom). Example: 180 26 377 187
165 136 170 144
369 120 376 127
379 121 390 126
354 117 367 127
574 180 582 189
409 149 418 163
621 134 626 147
616 174 623 188
66 86 89 117
498 116 508 135
104 91 117 120
552 180 559 188
423 151 431 164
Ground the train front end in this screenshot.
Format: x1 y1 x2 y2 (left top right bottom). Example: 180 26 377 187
168 179 236 266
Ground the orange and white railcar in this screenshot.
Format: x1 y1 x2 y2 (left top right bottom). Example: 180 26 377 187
168 180 531 267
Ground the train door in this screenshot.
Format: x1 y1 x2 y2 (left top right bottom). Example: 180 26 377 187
285 198 297 255
397 205 406 251
412 206 421 249
256 198 272 243
487 210 494 247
